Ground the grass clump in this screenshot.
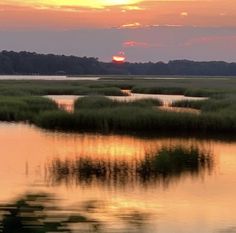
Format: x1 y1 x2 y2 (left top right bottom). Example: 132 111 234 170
132 86 186 95
0 80 127 96
137 146 212 178
172 95 236 112
36 106 236 134
74 96 162 110
128 98 163 107
0 96 58 122
172 99 208 110
75 96 117 109
132 86 221 97
183 88 221 97
36 107 153 132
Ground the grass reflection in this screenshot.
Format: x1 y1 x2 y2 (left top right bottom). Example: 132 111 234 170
48 145 213 187
0 193 72 233
0 193 150 233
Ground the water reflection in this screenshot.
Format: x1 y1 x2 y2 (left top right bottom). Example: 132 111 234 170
0 192 150 233
0 193 71 233
218 228 236 233
1 123 236 233
47 145 213 188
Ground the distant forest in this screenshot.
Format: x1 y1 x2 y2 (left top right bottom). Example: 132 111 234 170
1 51 236 76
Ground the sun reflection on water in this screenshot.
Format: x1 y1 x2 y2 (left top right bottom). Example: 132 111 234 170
0 123 236 233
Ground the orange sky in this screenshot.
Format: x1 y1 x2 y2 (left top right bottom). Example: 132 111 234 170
1 0 236 62
0 0 236 29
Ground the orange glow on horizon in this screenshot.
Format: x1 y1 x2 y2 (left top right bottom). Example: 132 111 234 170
112 52 126 63
2 0 141 9
1 0 236 28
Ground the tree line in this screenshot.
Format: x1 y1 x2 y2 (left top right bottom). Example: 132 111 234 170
0 50 236 76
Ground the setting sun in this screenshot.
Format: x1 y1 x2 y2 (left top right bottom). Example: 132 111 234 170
8 0 141 8
112 52 126 63
103 0 138 5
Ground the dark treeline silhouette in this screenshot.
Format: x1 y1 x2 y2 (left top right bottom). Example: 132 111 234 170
1 50 236 76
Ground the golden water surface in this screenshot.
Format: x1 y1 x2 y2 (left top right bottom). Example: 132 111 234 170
0 122 235 233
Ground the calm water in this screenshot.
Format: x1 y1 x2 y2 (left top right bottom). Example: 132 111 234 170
0 75 100 80
0 122 236 233
47 93 206 112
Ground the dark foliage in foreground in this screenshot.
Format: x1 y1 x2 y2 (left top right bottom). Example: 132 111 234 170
0 193 149 233
0 193 73 233
1 51 236 75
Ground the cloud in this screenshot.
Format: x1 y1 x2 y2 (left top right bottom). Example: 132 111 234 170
180 12 188 16
123 41 149 47
123 40 163 48
120 22 141 28
121 5 145 11
1 0 236 29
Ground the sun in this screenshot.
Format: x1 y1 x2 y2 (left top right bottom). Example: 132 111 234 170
112 52 126 64
12 0 141 9
103 0 136 5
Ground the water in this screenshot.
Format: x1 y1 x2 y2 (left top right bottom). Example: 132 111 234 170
0 75 100 81
0 122 236 233
47 93 206 112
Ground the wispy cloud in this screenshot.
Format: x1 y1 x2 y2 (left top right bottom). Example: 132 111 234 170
0 0 236 29
120 22 142 28
123 40 163 48
123 41 148 47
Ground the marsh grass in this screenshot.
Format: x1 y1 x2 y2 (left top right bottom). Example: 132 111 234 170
0 78 235 97
74 96 162 110
132 86 186 95
0 96 58 122
172 96 236 112
168 95 236 135
0 78 236 135
0 80 127 96
172 99 208 110
35 105 236 134
0 95 235 135
131 86 223 97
